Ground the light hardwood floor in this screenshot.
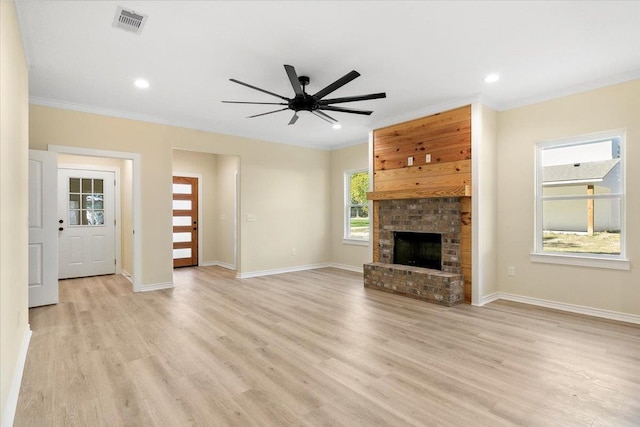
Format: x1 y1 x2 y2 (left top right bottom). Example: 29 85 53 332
15 267 640 426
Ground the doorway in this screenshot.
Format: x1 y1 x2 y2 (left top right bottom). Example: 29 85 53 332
172 176 199 267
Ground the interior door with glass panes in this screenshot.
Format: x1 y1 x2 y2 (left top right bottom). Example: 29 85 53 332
58 169 116 279
173 176 198 267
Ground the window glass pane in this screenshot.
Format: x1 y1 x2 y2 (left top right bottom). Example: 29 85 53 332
81 210 89 225
69 194 80 209
173 232 192 243
82 178 92 193
173 183 192 194
542 199 621 254
173 216 191 226
69 178 80 193
173 200 192 210
93 210 105 225
346 170 369 240
94 179 103 193
173 248 192 259
83 195 93 209
93 196 104 210
69 210 80 225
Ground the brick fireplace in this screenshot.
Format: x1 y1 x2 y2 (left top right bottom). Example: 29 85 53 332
363 197 465 306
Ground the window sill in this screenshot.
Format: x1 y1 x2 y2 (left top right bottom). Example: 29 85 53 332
530 252 630 271
342 238 369 247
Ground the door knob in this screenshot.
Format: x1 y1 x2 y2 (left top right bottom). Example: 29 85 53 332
59 219 64 224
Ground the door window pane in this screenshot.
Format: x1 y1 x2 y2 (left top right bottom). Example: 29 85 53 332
173 200 192 210
173 183 192 194
173 248 191 259
173 232 192 243
70 177 106 227
173 216 191 226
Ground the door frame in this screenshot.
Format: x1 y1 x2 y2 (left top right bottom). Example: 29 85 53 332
172 173 203 266
49 145 142 291
58 164 121 275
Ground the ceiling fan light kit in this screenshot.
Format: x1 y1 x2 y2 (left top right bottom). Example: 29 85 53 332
223 65 386 126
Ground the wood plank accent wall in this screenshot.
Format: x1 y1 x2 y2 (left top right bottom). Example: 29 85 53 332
370 105 472 303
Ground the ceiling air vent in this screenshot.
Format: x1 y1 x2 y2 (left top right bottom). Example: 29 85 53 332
112 6 148 35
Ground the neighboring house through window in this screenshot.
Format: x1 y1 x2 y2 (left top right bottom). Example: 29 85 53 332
532 130 628 269
345 169 369 243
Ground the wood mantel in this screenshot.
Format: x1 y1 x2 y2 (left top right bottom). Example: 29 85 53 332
367 185 471 201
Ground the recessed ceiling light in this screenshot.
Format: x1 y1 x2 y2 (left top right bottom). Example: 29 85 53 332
134 79 149 89
332 123 342 130
484 73 500 83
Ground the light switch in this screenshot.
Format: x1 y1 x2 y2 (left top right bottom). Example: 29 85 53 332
407 156 414 166
425 154 432 163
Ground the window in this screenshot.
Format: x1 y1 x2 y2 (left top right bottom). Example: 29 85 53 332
532 130 628 269
344 169 369 242
68 177 105 226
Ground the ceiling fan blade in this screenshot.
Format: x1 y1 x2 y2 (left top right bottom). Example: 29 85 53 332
229 78 289 101
247 108 289 118
319 105 373 115
284 65 304 96
318 92 387 105
312 70 360 100
288 113 299 125
222 101 288 105
312 110 338 124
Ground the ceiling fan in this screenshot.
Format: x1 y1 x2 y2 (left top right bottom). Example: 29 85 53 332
222 65 386 126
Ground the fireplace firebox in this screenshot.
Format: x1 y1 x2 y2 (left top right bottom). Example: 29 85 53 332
393 231 442 270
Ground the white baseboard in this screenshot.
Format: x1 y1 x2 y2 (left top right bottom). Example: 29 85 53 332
480 292 640 325
327 263 364 274
237 263 331 279
2 326 32 427
120 269 133 284
139 282 174 292
200 261 236 270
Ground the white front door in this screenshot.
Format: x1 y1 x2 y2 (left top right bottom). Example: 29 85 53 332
28 150 59 307
58 169 116 279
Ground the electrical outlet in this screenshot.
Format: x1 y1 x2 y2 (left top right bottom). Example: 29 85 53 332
246 214 256 222
507 266 515 276
407 156 414 166
425 154 432 163
291 248 297 256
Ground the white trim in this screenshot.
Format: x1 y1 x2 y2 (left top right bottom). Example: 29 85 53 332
48 145 142 292
328 263 364 274
139 282 174 292
121 269 133 284
2 327 32 427
58 163 122 275
529 252 630 270
172 173 203 267
344 168 370 241
479 292 640 325
237 263 330 279
477 292 501 306
200 260 236 270
470 103 482 306
342 238 369 247
368 131 374 263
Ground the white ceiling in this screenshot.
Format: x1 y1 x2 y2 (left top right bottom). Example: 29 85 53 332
15 1 640 150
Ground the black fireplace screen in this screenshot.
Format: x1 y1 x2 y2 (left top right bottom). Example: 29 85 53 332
393 232 442 270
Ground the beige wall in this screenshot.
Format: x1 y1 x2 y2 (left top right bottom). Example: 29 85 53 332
496 79 640 315
57 154 133 276
216 155 239 268
329 143 371 271
475 104 499 298
29 105 331 283
172 149 218 264
0 1 29 421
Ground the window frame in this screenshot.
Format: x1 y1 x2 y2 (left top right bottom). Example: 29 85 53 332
343 168 370 245
531 129 629 270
